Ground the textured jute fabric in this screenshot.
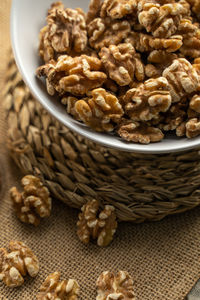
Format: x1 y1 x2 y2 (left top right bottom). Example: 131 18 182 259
1 1 200 299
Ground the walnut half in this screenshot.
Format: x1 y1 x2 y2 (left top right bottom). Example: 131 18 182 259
39 2 87 62
10 175 51 226
37 271 80 300
118 121 164 144
36 55 107 96
163 58 200 103
0 241 39 287
96 271 136 300
99 43 145 86
123 77 172 122
77 199 117 247
74 88 124 132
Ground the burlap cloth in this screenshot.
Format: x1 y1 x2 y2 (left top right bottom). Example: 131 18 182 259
1 1 200 299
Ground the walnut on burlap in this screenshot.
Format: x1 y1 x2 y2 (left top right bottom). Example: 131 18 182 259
2 1 200 300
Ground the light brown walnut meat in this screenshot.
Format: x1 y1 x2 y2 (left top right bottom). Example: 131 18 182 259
10 175 51 226
96 271 136 300
99 43 144 86
186 0 200 19
88 17 131 50
186 118 200 138
147 50 177 64
123 77 171 121
39 2 87 62
100 0 137 19
177 18 197 37
163 58 200 102
180 29 200 58
75 88 124 132
188 94 200 117
145 64 162 78
86 0 103 24
125 32 183 53
103 78 119 93
158 97 188 131
146 50 177 76
193 58 200 77
37 272 80 300
178 21 200 58
0 241 39 287
61 96 82 120
36 55 107 96
138 0 189 38
118 121 164 144
77 199 117 247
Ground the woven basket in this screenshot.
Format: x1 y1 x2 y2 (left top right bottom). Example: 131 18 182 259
3 56 200 223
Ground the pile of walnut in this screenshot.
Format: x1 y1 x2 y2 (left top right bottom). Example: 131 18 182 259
36 0 200 144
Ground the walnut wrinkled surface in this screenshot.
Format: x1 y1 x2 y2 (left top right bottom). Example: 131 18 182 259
186 0 200 19
100 0 137 19
159 97 188 131
125 32 183 53
145 64 162 78
39 2 87 62
146 50 178 75
138 1 188 38
75 88 123 132
186 118 200 138
88 17 130 50
77 199 117 247
147 50 177 64
189 94 200 114
36 55 107 96
61 96 82 120
123 77 171 121
86 0 103 24
99 43 144 86
0 241 39 287
180 27 200 58
118 120 164 144
96 271 136 300
163 58 200 102
10 175 51 226
193 58 200 77
37 272 80 300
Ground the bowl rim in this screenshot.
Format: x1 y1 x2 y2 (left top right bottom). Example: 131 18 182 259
10 0 200 154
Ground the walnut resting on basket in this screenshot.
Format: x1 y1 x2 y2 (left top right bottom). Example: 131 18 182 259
36 0 200 144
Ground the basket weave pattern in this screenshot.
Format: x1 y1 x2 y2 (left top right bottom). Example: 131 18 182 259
4 57 200 223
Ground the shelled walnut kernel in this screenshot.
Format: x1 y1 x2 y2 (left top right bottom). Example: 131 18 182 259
0 241 39 287
75 88 124 132
96 271 136 300
10 175 51 226
37 272 80 300
77 199 117 246
39 2 87 62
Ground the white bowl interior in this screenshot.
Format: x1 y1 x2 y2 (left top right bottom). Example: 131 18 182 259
11 0 200 153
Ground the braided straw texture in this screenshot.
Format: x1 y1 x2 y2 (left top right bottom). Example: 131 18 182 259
4 56 200 223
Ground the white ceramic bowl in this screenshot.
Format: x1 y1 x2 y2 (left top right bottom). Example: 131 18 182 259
11 0 200 153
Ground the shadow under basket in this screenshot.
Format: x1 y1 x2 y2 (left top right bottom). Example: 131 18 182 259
3 55 200 223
